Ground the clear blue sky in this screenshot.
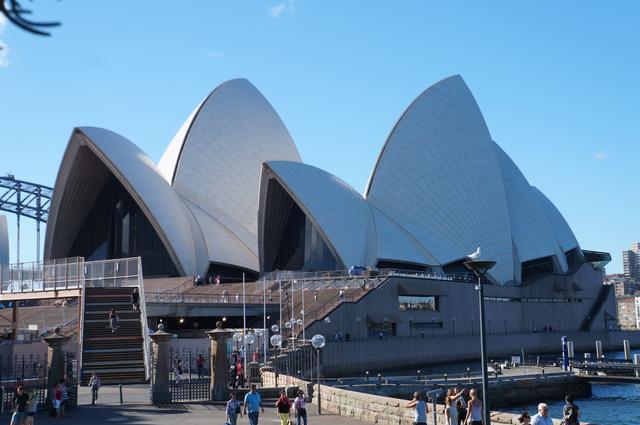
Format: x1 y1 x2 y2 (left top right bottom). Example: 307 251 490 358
1 1 638 273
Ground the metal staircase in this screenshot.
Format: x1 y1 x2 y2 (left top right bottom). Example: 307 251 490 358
80 287 147 384
580 284 613 331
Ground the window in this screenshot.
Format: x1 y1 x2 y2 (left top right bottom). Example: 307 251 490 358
367 321 396 337
398 295 438 311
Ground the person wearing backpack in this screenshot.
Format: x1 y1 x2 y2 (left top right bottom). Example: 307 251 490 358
561 395 580 425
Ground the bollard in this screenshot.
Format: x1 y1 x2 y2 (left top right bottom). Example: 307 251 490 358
119 383 123 404
567 341 575 359
623 340 631 361
595 340 603 359
366 371 370 382
417 370 421 381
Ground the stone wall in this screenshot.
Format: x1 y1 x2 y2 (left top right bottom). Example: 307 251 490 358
261 372 599 425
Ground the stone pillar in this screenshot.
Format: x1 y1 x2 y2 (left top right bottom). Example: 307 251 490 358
149 326 173 404
44 332 71 405
207 321 233 401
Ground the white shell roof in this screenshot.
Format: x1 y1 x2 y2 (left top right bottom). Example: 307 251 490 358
0 215 8 265
263 161 377 269
44 127 205 276
158 79 301 269
493 142 568 272
365 75 516 284
530 187 579 253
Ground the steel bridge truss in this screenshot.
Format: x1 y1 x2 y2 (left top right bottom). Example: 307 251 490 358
0 175 53 263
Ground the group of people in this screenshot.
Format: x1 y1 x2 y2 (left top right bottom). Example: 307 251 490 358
407 388 580 425
333 329 350 342
107 288 141 334
193 274 222 286
516 397 580 425
225 385 308 425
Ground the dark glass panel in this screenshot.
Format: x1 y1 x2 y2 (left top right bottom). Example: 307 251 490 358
68 175 179 277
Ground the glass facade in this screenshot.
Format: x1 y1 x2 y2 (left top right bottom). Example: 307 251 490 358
262 178 341 272
68 176 179 277
398 295 438 311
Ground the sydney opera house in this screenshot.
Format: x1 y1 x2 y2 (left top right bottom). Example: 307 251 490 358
42 75 620 369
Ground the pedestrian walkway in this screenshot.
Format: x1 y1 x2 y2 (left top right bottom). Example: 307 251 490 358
4 385 367 425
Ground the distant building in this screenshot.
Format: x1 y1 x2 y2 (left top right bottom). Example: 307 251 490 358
606 274 640 297
623 243 640 279
617 296 638 329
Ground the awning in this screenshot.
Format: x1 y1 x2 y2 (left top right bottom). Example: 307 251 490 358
367 312 403 323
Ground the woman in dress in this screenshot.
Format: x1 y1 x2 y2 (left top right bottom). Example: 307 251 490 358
226 391 242 425
444 388 464 425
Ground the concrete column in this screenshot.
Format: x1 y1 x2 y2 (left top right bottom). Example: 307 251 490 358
149 326 173 404
207 321 233 401
595 340 603 359
623 340 631 360
44 332 71 405
567 341 574 359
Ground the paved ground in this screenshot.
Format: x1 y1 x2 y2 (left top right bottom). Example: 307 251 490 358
2 385 365 425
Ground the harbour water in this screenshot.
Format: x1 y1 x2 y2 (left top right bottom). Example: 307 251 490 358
504 349 640 425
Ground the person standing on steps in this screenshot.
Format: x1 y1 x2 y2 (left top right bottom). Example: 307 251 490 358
109 308 119 333
88 371 101 405
131 288 140 311
243 383 264 425
196 354 205 378
406 391 427 425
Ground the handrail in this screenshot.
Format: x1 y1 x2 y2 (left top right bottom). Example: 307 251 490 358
157 278 193 295
77 270 87 382
39 318 79 338
149 292 267 304
136 257 151 381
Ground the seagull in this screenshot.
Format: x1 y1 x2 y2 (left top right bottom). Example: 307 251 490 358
467 247 481 260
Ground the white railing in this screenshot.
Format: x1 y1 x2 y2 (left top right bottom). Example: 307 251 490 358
0 257 84 294
136 257 151 381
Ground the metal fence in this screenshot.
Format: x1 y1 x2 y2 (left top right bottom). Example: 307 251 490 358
164 347 211 402
0 351 77 412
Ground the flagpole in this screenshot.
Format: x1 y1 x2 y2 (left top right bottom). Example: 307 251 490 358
242 273 247 369
263 277 267 363
301 280 305 342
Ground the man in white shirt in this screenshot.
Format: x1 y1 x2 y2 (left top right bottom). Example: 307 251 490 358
531 403 553 425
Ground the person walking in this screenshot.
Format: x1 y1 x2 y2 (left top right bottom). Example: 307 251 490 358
226 391 242 425
517 412 531 425
293 390 308 425
59 378 69 417
10 385 29 425
561 396 580 425
131 288 140 311
275 389 292 425
196 354 205 378
243 384 264 425
109 308 119 333
464 389 484 425
88 371 101 405
25 388 38 425
406 391 427 425
531 403 553 425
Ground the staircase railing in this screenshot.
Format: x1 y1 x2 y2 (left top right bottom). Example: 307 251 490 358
580 284 613 331
136 257 151 381
77 271 87 383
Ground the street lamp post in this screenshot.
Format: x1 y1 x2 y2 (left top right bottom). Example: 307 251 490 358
311 334 326 415
270 328 282 387
464 259 496 425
